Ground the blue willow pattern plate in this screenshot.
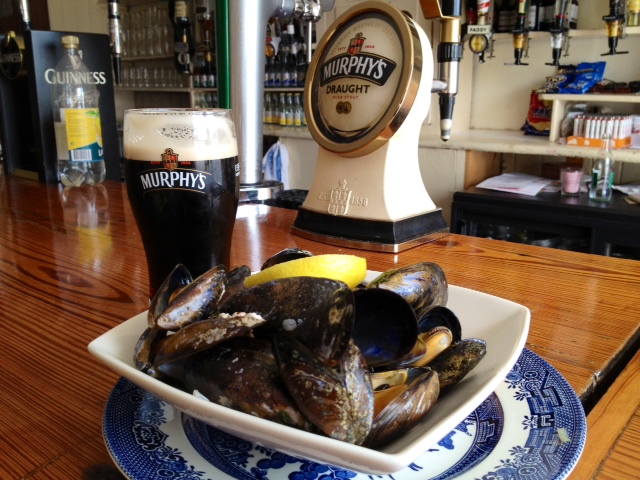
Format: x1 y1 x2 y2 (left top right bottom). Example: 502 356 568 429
103 348 586 480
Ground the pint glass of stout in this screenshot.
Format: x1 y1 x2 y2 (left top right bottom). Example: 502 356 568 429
123 108 240 297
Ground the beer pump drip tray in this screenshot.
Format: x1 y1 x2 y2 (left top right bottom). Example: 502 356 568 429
291 2 449 252
292 208 448 253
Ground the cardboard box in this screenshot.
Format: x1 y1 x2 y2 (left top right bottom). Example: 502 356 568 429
566 136 631 149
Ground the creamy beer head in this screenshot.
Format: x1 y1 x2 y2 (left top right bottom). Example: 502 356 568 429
124 108 238 161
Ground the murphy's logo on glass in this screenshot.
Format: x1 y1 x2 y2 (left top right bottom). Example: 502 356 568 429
139 148 209 193
320 32 397 87
161 148 179 171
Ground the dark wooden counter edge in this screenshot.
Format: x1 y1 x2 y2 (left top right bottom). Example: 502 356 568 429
568 347 640 479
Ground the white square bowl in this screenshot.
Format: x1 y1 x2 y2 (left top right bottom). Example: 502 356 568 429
89 278 529 475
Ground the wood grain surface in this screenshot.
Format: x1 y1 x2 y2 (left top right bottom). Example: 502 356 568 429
1 175 639 479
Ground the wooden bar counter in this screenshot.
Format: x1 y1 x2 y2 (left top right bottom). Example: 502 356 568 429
1 174 640 479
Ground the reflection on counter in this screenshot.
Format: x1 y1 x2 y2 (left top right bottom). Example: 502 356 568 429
249 189 308 210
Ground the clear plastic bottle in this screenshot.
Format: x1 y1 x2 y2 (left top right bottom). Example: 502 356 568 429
52 35 106 186
589 134 614 202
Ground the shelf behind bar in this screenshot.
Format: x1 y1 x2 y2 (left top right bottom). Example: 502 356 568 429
419 129 640 163
266 126 640 163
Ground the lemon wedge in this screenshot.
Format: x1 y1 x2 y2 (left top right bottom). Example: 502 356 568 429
244 254 367 289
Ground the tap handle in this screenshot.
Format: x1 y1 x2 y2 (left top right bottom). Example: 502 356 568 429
19 0 31 31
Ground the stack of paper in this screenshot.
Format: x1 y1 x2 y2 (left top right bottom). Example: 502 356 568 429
476 174 552 196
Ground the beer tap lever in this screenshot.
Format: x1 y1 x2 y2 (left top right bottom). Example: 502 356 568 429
467 0 493 63
19 0 31 32
602 0 628 55
420 0 463 142
505 0 530 66
107 0 122 85
546 0 569 66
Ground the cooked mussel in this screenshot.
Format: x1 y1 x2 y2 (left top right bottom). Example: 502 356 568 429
351 288 419 368
184 336 315 432
397 306 462 368
217 277 350 340
366 367 440 448
147 264 192 328
368 262 448 319
427 338 487 394
152 312 266 366
260 247 314 270
155 265 228 330
274 334 373 444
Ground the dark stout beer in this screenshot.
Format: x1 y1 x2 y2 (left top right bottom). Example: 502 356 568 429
124 109 239 297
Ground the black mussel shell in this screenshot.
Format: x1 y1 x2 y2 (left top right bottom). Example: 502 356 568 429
427 338 487 395
368 263 448 320
220 265 251 302
148 264 192 328
417 306 462 343
292 285 355 366
365 368 440 448
152 312 266 366
273 334 372 445
155 265 228 330
260 247 314 270
217 276 347 334
133 326 167 374
339 339 375 443
352 288 419 369
184 336 314 431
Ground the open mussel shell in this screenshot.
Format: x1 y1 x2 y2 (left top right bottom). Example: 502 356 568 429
365 368 440 448
184 336 315 432
417 306 462 342
427 338 487 394
352 288 419 369
147 264 192 328
260 247 314 270
155 265 228 330
392 306 463 368
152 312 267 366
368 262 448 320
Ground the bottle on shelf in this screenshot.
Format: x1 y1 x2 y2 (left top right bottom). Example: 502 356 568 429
279 92 287 126
528 0 541 30
195 0 215 49
193 50 204 87
539 0 556 31
264 92 273 124
203 50 216 87
52 35 106 187
266 56 276 87
628 0 640 26
169 0 195 75
293 93 302 127
271 92 280 125
296 39 308 87
589 134 615 202
568 0 578 29
285 92 294 126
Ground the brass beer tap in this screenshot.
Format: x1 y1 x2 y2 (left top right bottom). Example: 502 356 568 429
419 0 463 141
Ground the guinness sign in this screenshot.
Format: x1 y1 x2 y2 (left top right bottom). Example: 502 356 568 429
0 31 26 80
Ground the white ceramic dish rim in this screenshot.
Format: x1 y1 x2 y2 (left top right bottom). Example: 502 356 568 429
88 278 530 475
